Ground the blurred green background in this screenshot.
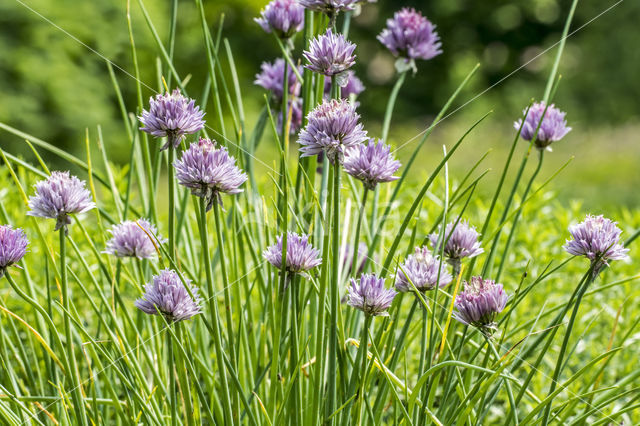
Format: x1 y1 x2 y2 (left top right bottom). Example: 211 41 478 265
1 0 638 210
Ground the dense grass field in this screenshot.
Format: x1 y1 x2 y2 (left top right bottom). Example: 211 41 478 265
1 0 639 425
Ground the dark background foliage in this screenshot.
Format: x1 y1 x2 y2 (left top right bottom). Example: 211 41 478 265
1 0 638 206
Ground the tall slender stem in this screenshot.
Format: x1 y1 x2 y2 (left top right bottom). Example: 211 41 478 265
353 314 371 424
370 71 407 247
416 305 429 425
351 187 369 274
495 150 544 281
59 230 88 425
198 198 233 425
212 201 239 415
168 144 176 258
541 271 595 425
311 165 334 424
381 71 407 143
486 337 518 425
327 161 341 423
289 276 303 425
167 326 177 426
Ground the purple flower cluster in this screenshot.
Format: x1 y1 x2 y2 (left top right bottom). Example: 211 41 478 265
135 269 202 323
264 232 322 274
395 246 452 292
514 102 571 150
173 138 247 211
453 276 508 335
378 8 442 62
563 215 629 275
255 0 305 39
304 30 356 77
324 70 365 99
429 221 484 262
104 219 166 259
27 171 96 232
297 0 358 13
347 274 396 316
0 225 28 278
255 59 302 101
298 98 368 164
139 89 206 150
344 139 401 190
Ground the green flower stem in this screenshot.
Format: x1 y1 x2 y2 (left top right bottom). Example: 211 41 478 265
174 324 194 426
381 71 407 143
541 270 596 425
168 142 176 259
351 187 369 273
197 198 233 425
269 269 288 423
311 165 334 424
212 201 240 415
289 276 303 426
495 149 545 282
167 325 177 426
327 161 342 423
369 71 407 239
352 314 372 424
486 337 518 426
59 229 88 425
371 297 418 423
4 273 68 374
415 305 429 425
506 270 592 423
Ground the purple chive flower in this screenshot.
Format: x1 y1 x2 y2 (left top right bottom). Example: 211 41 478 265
104 219 166 259
343 139 401 190
297 0 358 13
298 98 368 164
563 215 629 275
263 232 322 274
173 138 247 211
0 225 28 278
255 0 305 39
255 59 302 101
324 70 365 99
514 102 571 150
395 246 452 292
27 171 96 232
429 221 484 264
378 8 442 63
347 274 396 316
139 89 206 150
278 97 304 134
303 29 356 77
453 276 508 336
135 269 202 323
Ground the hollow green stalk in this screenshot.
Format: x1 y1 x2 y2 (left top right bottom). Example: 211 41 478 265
495 150 545 282
289 275 303 426
168 143 176 259
352 314 372 424
370 71 407 238
351 187 369 274
486 336 518 425
197 198 233 425
541 269 596 425
212 201 240 416
167 325 177 426
327 161 342 424
59 229 88 425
